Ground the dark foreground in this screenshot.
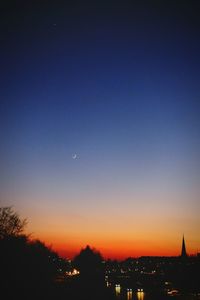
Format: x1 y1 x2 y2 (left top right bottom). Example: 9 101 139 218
3 278 200 300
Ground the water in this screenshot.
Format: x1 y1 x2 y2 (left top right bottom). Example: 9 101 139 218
113 285 200 300
114 286 145 300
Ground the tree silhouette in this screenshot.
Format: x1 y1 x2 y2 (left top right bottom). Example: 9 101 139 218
0 235 60 297
73 245 103 275
72 246 108 299
0 207 27 239
0 207 60 298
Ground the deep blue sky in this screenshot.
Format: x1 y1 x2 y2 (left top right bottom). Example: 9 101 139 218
0 1 200 257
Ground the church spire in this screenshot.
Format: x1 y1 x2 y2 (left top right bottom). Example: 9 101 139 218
181 235 187 258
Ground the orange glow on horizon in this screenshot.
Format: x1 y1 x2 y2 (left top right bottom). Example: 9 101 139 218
22 196 200 261
37 234 196 260
54 246 182 260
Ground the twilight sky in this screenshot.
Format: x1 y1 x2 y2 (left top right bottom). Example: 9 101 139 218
1 1 200 259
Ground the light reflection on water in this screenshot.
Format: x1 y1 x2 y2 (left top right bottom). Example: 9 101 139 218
137 291 144 300
115 285 145 300
114 285 199 300
127 289 133 300
115 284 121 298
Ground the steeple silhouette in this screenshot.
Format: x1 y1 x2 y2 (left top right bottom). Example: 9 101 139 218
181 235 187 258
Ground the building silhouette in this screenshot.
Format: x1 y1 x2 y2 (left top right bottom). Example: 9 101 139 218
181 235 187 258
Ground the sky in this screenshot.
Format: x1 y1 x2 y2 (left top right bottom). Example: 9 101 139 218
0 1 200 259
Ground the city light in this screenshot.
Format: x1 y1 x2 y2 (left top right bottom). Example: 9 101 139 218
65 269 80 276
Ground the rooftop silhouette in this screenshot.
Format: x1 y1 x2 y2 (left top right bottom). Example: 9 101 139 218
181 235 187 258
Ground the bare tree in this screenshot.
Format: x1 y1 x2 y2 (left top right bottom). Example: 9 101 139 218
0 207 27 239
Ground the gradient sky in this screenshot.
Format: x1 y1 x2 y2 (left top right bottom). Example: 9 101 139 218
1 1 200 259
